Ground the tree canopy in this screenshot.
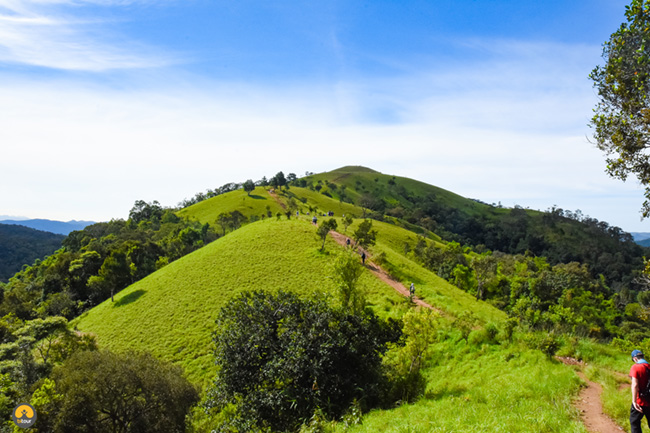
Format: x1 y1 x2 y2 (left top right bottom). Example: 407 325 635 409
590 0 650 216
207 290 401 432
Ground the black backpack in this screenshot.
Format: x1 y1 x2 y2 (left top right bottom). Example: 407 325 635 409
640 364 650 398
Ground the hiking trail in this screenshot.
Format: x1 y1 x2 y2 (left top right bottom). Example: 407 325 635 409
556 357 624 433
328 230 441 312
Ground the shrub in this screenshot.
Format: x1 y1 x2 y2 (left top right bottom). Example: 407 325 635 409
207 290 401 432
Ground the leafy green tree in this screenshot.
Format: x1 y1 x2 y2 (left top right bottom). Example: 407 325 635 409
333 250 366 313
129 200 164 224
243 179 255 196
271 171 287 190
208 290 401 432
317 218 338 251
49 350 199 433
472 253 498 300
343 214 354 233
590 0 650 216
353 219 377 249
383 308 437 403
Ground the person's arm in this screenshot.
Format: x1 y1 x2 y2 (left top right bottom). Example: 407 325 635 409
633 376 643 412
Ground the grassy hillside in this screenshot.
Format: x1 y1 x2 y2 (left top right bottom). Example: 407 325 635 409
72 215 617 432
70 166 642 432
176 186 286 224
73 219 408 384
73 216 506 383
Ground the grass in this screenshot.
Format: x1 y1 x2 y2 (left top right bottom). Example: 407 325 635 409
177 186 286 224
333 341 586 433
73 192 631 432
73 219 406 385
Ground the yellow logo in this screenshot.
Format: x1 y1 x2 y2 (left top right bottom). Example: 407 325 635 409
11 403 36 429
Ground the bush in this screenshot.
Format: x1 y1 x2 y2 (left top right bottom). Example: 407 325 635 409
207 290 401 432
46 350 199 433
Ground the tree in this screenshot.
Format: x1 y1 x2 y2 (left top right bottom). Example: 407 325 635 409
207 290 401 432
343 214 354 233
333 250 366 313
317 218 338 251
129 200 164 224
49 350 199 433
271 171 287 190
354 219 377 249
243 179 255 196
590 0 650 216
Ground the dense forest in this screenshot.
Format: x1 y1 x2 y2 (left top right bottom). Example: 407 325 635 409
0 225 65 283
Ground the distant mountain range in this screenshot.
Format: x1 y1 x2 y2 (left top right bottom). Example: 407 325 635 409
0 219 95 235
631 232 650 247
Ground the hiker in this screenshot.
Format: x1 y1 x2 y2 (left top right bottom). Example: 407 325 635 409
630 349 650 433
312 216 317 225
346 238 351 247
409 283 415 299
361 251 366 265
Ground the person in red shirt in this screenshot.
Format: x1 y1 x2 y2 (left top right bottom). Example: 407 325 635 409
631 349 650 433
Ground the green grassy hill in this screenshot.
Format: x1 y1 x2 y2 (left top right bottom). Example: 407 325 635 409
74 217 502 385
72 214 619 432
69 166 641 432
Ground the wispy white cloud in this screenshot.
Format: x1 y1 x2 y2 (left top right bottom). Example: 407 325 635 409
0 37 646 230
0 0 175 70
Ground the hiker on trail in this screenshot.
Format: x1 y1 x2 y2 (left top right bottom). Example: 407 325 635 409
409 283 415 300
312 216 317 225
361 251 366 265
630 349 650 433
346 238 351 247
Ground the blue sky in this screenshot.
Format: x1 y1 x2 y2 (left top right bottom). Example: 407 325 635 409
2 0 648 233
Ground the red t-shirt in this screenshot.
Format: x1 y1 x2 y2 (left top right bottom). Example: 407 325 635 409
630 362 650 406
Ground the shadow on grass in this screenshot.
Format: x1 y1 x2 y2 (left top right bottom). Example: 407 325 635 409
113 290 146 307
248 194 266 200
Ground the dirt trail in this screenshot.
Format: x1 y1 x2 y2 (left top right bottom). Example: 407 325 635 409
328 230 441 312
267 189 287 209
556 357 624 433
329 224 620 431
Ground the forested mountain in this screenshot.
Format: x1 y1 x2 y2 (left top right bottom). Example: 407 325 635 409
0 224 65 282
0 219 95 235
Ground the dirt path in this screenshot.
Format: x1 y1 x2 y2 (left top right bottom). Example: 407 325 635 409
267 189 287 209
328 230 440 312
556 357 624 433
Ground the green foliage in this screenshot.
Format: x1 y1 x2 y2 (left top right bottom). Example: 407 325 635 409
354 220 377 249
208 290 401 432
317 218 338 251
0 225 64 283
48 350 198 433
1 200 219 322
590 0 650 216
243 179 255 195
333 250 366 314
383 308 438 403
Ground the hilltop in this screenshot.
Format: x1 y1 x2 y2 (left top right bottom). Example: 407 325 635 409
0 165 643 432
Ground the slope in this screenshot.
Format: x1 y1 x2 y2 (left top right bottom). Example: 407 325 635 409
73 216 503 385
0 224 65 282
72 215 605 432
301 166 644 288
